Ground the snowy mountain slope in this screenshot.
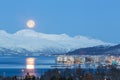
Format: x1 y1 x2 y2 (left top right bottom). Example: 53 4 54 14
67 44 120 55
0 29 112 54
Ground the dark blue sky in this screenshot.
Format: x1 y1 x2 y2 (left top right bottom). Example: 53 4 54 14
0 0 120 43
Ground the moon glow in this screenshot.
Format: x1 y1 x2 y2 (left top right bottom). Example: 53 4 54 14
26 20 35 28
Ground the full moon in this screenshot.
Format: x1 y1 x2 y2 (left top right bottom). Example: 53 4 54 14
26 20 35 28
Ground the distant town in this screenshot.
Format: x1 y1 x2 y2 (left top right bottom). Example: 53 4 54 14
56 55 120 68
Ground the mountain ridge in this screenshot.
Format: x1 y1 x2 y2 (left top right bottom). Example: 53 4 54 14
0 29 113 55
66 44 120 55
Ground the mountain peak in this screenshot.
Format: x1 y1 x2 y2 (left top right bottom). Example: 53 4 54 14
0 30 8 35
14 29 38 36
0 29 113 54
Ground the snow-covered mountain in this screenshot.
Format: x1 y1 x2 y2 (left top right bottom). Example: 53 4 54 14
0 29 112 55
67 44 120 55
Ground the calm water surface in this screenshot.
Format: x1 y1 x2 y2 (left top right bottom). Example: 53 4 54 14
0 56 56 76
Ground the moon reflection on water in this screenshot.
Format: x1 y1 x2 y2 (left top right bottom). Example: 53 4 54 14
26 58 35 75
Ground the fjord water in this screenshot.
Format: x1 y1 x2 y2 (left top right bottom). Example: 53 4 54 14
0 56 56 76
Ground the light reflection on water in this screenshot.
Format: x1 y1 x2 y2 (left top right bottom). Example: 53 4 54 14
0 56 56 76
26 58 36 76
